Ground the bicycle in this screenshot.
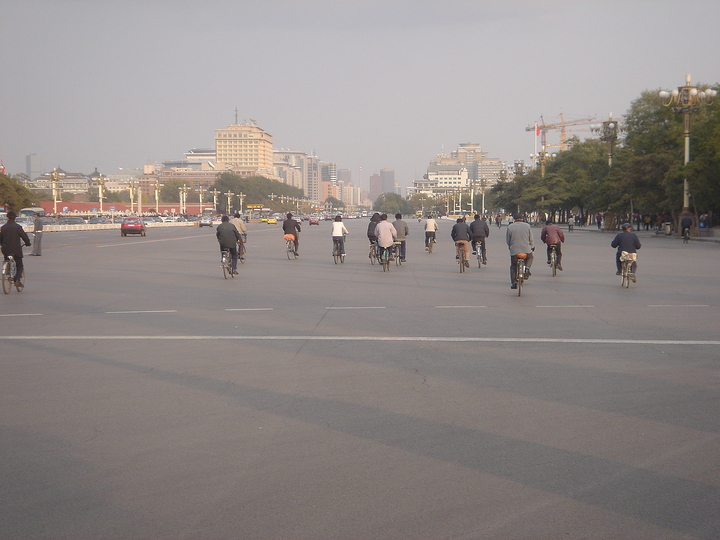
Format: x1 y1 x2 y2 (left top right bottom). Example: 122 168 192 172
2 255 24 293
426 236 436 253
285 235 298 260
380 245 391 272
238 235 246 263
682 227 690 244
220 249 234 279
515 252 529 296
619 251 637 288
549 244 559 277
474 241 487 268
333 236 346 264
455 242 469 273
394 241 403 266
368 242 378 265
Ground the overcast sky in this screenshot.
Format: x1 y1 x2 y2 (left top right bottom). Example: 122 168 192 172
1 0 718 191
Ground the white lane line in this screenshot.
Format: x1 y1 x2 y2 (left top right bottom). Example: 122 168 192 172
436 306 487 309
96 235 200 248
325 306 386 310
535 305 595 308
0 313 43 317
225 308 274 311
1 336 718 346
647 304 710 308
105 310 178 314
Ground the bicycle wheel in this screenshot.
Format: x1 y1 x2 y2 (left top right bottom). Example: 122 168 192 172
381 249 389 272
221 252 229 279
286 241 294 260
550 250 557 277
340 253 345 264
427 239 433 253
477 252 483 268
395 245 402 266
2 261 12 294
621 262 630 288
369 246 376 265
517 263 524 296
333 247 339 264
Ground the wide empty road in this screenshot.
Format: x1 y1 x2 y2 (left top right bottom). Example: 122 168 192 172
2 220 719 539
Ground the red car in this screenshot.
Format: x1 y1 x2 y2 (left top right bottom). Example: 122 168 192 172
120 217 146 237
308 218 319 225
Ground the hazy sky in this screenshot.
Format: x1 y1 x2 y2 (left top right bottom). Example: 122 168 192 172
1 0 718 191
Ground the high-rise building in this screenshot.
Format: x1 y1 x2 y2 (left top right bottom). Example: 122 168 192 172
319 161 337 185
26 154 43 181
215 120 274 177
306 155 321 203
369 174 382 202
274 150 308 195
380 168 395 194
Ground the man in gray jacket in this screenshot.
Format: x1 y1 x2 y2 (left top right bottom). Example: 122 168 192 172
506 214 534 289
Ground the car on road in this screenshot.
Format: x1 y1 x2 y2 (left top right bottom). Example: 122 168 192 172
120 217 146 237
58 216 86 225
308 218 319 225
15 216 35 231
199 215 214 227
267 217 278 224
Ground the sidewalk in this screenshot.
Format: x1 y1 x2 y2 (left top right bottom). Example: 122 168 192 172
565 225 720 244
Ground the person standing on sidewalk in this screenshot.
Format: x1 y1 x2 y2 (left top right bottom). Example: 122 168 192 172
30 212 43 256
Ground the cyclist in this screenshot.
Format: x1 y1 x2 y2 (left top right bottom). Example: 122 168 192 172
374 214 397 261
451 217 471 268
611 223 641 280
392 213 409 262
282 212 301 256
229 212 247 260
216 215 240 274
506 214 534 289
469 214 490 265
680 215 692 240
540 218 565 271
331 215 349 256
367 213 381 255
423 214 438 251
1 210 33 288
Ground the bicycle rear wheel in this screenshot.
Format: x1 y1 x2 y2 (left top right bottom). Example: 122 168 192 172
286 241 294 260
369 246 376 265
551 250 557 277
221 252 229 279
2 261 13 294
621 262 630 288
427 239 433 253
517 263 524 296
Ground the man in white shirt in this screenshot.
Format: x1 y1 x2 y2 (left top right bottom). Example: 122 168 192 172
374 214 397 261
424 214 438 251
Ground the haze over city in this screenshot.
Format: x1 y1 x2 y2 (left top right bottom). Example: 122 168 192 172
1 0 718 191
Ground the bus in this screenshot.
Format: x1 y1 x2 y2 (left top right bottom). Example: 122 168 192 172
246 205 272 223
20 207 45 218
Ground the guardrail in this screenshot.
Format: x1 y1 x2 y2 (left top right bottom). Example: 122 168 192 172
42 222 198 232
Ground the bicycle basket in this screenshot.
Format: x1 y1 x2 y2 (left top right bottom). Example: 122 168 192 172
619 251 637 262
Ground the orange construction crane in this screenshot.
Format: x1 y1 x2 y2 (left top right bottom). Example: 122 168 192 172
526 113 598 151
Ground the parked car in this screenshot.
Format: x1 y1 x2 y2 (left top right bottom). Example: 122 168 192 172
308 218 319 225
58 216 86 225
40 216 58 225
113 216 126 223
88 216 112 224
120 217 146 237
15 216 34 231
199 215 213 227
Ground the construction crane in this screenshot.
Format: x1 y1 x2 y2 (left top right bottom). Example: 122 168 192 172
526 113 597 176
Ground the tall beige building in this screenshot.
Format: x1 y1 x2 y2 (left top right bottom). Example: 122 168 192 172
215 120 274 177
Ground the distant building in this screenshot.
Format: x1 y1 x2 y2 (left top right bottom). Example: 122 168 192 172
215 120 274 178
412 143 505 196
368 173 382 202
274 150 308 195
30 168 89 194
26 154 43 181
380 168 395 194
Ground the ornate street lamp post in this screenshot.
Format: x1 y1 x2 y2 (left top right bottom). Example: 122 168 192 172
225 191 234 214
128 179 137 214
153 179 164 213
591 113 623 167
659 75 716 218
50 169 64 214
237 192 245 215
97 174 106 213
178 184 190 215
211 189 221 212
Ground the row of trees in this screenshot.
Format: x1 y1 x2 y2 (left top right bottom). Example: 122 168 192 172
490 86 720 225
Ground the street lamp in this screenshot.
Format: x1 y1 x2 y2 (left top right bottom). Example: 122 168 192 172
178 184 190 214
153 179 164 213
97 174 106 213
225 191 234 214
529 151 554 177
659 74 716 217
196 186 206 214
237 192 245 215
50 169 64 214
591 113 624 167
128 179 138 214
210 189 221 212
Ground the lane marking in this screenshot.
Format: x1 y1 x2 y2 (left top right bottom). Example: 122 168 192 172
647 304 710 308
435 306 487 309
325 306 386 310
535 305 595 308
0 313 43 317
105 310 178 314
96 235 200 248
225 308 274 311
0 335 717 346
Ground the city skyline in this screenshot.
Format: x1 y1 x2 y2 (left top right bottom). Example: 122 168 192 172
1 1 718 191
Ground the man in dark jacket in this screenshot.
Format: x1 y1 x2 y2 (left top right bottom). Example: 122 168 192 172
611 222 641 277
451 217 472 268
282 213 301 256
469 214 490 265
0 211 32 288
216 215 241 274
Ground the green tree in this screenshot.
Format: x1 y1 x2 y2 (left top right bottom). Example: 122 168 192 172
213 173 304 213
0 174 35 211
324 196 344 209
373 192 410 215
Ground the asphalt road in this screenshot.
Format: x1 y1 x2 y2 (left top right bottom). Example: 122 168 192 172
1 220 719 539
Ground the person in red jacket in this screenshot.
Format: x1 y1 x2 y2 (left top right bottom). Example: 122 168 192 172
540 218 565 271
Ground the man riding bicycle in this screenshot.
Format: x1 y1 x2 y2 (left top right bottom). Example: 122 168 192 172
424 214 438 250
216 215 241 274
0 211 32 289
374 214 397 261
611 223 641 280
506 214 534 289
680 215 692 240
540 218 565 271
229 212 247 260
282 213 301 256
451 217 472 268
469 214 489 265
